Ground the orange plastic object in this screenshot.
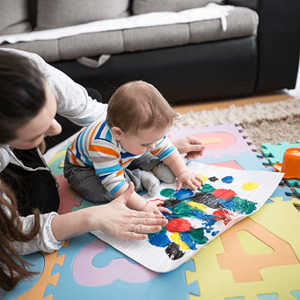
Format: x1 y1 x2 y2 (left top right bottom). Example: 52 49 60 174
273 148 300 179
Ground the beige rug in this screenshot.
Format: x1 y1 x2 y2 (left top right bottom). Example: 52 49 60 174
172 97 300 152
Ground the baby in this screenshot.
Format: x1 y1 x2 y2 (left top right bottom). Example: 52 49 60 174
64 81 203 213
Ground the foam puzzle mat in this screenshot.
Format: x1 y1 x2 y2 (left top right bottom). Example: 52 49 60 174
2 122 300 300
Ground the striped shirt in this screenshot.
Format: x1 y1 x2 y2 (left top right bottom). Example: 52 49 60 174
66 120 176 195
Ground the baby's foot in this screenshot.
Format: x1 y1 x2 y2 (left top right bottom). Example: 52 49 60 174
156 163 176 183
141 171 160 196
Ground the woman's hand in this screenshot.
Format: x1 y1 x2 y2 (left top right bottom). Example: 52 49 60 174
176 171 203 191
88 183 169 240
141 199 172 215
172 136 205 160
52 183 168 242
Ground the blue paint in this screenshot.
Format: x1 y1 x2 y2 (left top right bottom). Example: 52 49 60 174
202 219 217 234
148 232 171 248
188 210 214 220
174 189 194 200
211 231 219 236
221 176 234 184
180 232 197 250
217 199 236 210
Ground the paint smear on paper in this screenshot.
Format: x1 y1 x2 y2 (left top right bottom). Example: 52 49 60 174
160 188 175 198
165 242 184 260
199 174 208 183
209 176 219 182
213 209 234 225
189 228 209 244
189 192 224 209
148 232 171 248
201 183 216 193
173 189 193 200
221 175 234 184
188 201 207 213
170 232 190 250
232 196 257 214
212 188 236 200
165 218 192 233
242 182 259 190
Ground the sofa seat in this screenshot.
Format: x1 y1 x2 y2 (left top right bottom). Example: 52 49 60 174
0 5 258 63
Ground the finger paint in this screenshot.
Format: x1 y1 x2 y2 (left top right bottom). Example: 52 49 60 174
160 188 175 198
188 228 209 245
232 196 258 214
189 192 224 209
148 232 171 248
165 218 193 233
173 188 193 200
221 175 234 184
165 242 185 260
213 209 234 225
212 188 236 200
242 182 259 190
209 176 219 182
170 232 190 250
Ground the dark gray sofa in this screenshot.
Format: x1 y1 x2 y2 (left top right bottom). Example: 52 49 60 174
1 0 300 104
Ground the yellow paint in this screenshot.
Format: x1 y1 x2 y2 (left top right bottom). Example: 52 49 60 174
242 182 259 190
170 232 189 250
60 160 65 168
201 137 223 145
199 174 208 183
188 201 207 213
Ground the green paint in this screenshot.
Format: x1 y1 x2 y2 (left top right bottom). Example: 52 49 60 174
232 196 257 214
160 188 175 198
172 201 193 218
200 184 216 193
189 228 209 244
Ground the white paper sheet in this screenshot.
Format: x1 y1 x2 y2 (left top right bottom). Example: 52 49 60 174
92 162 283 273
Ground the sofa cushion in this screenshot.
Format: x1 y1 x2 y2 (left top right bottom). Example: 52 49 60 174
36 0 130 30
0 0 31 34
123 24 190 52
0 6 258 63
133 0 224 14
189 6 258 44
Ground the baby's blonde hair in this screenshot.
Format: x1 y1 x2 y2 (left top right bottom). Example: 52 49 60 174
106 81 177 134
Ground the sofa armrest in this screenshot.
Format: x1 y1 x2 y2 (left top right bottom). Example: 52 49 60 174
226 0 300 92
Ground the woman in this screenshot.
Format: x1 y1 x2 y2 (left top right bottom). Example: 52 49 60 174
0 49 205 291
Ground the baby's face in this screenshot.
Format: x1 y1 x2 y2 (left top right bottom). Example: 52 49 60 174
119 126 169 155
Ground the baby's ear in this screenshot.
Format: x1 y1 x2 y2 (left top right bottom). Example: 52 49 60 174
111 127 123 140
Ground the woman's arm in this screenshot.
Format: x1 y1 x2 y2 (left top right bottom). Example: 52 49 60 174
51 183 168 241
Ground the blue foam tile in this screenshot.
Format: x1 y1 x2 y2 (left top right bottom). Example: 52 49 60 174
44 233 199 300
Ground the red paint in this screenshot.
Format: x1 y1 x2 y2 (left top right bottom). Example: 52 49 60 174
212 188 236 200
165 218 193 233
213 209 234 225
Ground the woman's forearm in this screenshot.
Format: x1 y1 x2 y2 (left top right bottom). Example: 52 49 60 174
51 208 93 241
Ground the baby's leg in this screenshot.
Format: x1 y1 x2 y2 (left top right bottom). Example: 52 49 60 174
124 168 159 196
128 152 176 184
64 157 113 203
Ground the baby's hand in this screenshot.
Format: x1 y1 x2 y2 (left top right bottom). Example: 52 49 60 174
177 171 203 191
141 200 172 215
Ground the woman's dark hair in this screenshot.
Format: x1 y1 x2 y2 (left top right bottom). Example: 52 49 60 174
0 51 43 290
0 181 40 291
0 51 46 144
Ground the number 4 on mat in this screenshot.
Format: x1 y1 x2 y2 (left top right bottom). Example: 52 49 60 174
217 218 299 283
